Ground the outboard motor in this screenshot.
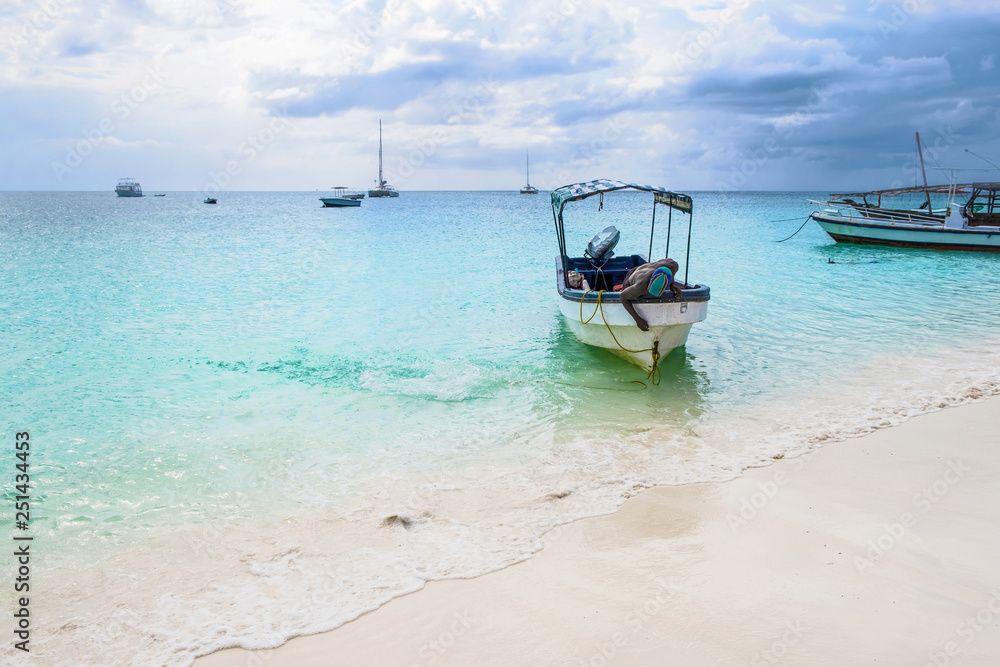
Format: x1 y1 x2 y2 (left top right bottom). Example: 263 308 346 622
585 225 620 265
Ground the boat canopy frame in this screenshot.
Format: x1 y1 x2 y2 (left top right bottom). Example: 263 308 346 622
963 183 1000 225
551 180 695 286
829 183 974 209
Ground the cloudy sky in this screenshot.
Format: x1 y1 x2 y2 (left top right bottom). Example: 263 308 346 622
1 0 998 191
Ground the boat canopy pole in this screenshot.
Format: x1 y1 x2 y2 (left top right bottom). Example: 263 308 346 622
684 210 692 287
553 208 569 278
665 205 673 259
648 200 657 261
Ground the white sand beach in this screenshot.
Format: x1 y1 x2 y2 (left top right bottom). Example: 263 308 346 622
197 397 1000 667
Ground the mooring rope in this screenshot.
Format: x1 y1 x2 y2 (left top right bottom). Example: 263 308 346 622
776 216 812 243
578 288 662 386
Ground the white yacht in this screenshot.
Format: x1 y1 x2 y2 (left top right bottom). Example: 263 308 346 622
115 178 143 197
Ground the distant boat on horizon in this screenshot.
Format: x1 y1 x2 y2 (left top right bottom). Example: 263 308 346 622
368 120 400 198
115 178 143 197
331 186 364 200
520 151 538 194
321 187 364 207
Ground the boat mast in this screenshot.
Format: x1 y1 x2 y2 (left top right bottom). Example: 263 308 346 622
526 150 530 187
916 132 933 212
378 120 384 188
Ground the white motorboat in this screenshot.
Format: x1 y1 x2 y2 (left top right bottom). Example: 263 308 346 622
552 180 710 373
321 187 363 207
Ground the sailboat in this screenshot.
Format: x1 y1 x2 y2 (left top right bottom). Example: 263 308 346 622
520 150 538 194
368 120 399 198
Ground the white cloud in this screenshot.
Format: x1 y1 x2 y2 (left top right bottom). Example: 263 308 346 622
0 0 997 190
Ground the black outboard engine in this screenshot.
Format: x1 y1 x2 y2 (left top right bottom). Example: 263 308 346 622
585 226 620 266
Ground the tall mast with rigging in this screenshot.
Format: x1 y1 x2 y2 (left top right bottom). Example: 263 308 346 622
916 132 933 213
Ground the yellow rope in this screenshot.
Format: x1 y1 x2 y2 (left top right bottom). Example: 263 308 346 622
577 289 662 386
580 288 602 324
541 379 649 392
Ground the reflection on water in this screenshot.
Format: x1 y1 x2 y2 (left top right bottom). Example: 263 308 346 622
541 316 710 432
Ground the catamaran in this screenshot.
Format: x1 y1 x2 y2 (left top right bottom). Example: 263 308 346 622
368 120 399 198
552 180 710 372
520 150 538 194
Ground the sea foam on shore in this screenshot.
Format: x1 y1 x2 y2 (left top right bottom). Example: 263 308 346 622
21 340 1000 667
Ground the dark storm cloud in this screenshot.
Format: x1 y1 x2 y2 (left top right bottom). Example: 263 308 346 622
671 7 1000 187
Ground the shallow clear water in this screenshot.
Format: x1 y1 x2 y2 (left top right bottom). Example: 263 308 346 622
2 190 1000 665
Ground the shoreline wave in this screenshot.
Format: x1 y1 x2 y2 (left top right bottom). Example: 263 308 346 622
17 343 1000 666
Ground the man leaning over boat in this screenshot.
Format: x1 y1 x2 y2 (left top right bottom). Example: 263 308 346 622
618 259 683 331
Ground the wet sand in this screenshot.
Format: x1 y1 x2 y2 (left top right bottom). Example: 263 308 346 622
197 397 1000 666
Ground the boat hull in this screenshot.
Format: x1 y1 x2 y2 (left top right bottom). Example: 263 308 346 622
811 213 1000 252
320 198 361 207
115 190 143 197
368 189 399 198
557 283 709 371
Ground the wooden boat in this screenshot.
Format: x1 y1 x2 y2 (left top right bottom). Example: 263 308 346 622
809 182 1000 252
552 180 710 371
368 120 400 198
809 133 1000 252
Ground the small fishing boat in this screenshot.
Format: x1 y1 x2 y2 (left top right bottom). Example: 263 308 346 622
115 178 144 197
809 182 1000 252
154 194 166 197
368 120 400 198
204 197 217 204
520 150 538 194
320 187 363 207
552 180 711 372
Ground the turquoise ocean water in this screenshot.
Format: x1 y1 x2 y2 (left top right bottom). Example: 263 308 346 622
2 190 1000 665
